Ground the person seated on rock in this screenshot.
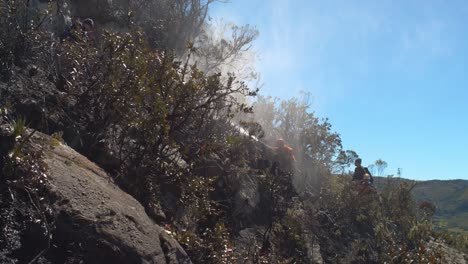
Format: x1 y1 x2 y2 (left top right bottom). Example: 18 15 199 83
60 17 96 42
80 18 96 41
352 158 375 193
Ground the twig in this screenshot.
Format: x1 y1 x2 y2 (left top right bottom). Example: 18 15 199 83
15 129 37 154
23 186 50 264
28 247 49 264
8 187 15 201
7 181 51 264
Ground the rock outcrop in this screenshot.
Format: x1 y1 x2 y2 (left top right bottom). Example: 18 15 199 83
1 127 192 264
429 239 467 264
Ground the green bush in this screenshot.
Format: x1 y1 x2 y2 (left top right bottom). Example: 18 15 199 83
316 175 446 263
57 30 251 199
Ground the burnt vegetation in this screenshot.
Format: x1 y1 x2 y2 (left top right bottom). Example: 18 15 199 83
0 0 467 263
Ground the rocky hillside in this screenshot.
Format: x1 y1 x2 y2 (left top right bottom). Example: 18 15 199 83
0 126 192 263
2 125 467 263
1 0 467 263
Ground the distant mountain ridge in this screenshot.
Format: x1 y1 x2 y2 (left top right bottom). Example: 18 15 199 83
374 177 468 234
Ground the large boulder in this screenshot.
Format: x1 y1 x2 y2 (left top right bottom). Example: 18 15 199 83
10 129 192 263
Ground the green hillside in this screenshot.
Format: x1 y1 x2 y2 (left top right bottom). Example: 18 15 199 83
374 177 468 235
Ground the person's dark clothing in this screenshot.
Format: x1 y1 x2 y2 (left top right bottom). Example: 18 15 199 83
60 18 95 42
353 166 373 184
60 23 80 42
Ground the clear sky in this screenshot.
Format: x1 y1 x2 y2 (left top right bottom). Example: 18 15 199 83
210 0 468 181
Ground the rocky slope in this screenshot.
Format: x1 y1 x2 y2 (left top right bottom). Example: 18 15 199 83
1 1 467 262
0 126 191 264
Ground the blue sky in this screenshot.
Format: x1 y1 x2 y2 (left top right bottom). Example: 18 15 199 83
210 0 468 181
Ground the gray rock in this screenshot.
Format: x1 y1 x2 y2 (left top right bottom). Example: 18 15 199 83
30 131 192 264
428 238 467 264
303 234 323 264
229 168 260 224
